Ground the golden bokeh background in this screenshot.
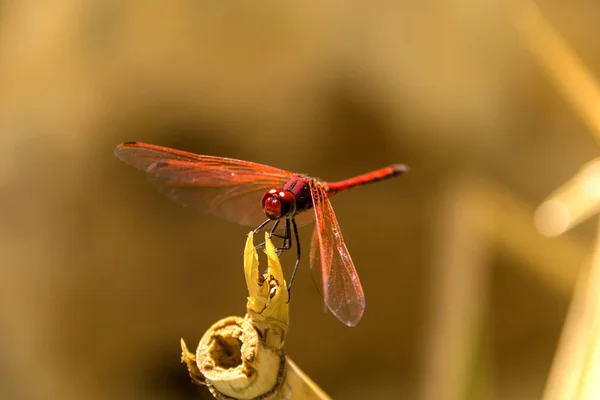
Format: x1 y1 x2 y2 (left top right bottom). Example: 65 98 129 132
2 1 600 399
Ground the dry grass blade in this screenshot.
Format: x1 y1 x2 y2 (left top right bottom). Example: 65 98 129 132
514 2 600 399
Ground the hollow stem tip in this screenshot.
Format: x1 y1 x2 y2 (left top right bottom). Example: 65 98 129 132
181 232 300 399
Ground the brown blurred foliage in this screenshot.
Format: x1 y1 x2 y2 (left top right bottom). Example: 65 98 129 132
1 1 599 399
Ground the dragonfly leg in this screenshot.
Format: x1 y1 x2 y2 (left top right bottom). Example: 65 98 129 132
255 219 288 251
253 219 277 276
267 220 289 240
256 219 293 256
286 218 301 303
254 219 272 235
254 219 275 250
264 219 291 256
275 219 292 255
270 220 289 256
253 218 295 279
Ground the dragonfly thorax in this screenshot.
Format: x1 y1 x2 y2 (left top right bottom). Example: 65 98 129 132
262 188 297 220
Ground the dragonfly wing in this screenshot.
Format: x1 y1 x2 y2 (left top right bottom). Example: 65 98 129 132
147 164 284 227
308 181 365 326
292 206 316 227
115 142 294 227
309 226 327 312
114 142 210 170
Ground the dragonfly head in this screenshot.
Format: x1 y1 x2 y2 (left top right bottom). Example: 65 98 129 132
262 188 297 220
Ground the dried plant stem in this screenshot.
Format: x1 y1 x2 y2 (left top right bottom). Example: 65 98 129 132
421 177 493 400
512 3 600 398
514 1 600 141
181 232 331 400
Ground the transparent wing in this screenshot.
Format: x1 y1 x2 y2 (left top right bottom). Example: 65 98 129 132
309 226 326 309
292 205 316 227
309 181 365 326
114 142 294 227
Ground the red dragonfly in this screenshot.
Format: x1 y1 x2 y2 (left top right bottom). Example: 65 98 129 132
115 142 407 326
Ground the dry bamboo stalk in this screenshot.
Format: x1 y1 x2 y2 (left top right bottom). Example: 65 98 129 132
513 1 600 142
181 232 331 400
535 159 600 237
540 251 595 400
421 175 589 399
512 3 600 398
421 176 493 400
536 168 600 400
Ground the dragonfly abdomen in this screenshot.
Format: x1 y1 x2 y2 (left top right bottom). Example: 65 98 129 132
325 164 408 196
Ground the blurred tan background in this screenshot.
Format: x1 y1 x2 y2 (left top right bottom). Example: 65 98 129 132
1 1 599 399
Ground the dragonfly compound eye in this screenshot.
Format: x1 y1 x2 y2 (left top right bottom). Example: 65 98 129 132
262 189 296 220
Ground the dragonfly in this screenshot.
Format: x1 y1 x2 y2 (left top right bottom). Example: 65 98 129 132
114 141 407 326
